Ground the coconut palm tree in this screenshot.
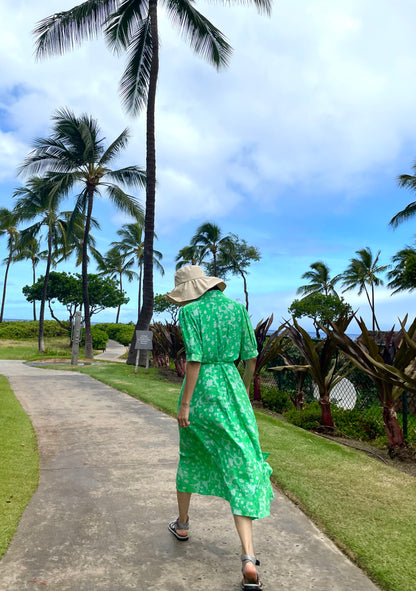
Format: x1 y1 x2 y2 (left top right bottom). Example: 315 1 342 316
175 244 204 270
18 109 145 358
54 210 102 268
389 162 416 228
340 247 389 331
387 246 416 294
12 236 45 321
13 177 72 352
96 246 138 323
190 222 233 276
111 222 163 354
297 261 340 297
33 0 272 358
0 208 19 323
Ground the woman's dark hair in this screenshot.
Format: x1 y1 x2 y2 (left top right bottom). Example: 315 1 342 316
208 285 221 292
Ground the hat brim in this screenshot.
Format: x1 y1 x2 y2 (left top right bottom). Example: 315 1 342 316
166 276 226 305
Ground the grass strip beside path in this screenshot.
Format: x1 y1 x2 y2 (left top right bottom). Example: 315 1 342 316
0 376 39 559
72 363 416 591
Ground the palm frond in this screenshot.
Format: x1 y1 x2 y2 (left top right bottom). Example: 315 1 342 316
105 166 146 189
104 184 144 218
34 0 119 59
99 128 130 164
164 0 232 68
104 0 146 53
120 17 153 115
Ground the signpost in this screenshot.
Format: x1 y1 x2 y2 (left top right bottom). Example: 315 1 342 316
71 311 82 366
134 330 153 373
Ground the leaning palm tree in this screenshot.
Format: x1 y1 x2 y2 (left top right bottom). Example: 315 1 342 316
175 244 204 270
13 177 72 352
18 109 145 358
12 236 45 321
0 208 19 323
389 162 416 228
190 222 232 276
297 261 340 297
340 247 389 331
33 0 272 358
96 246 138 323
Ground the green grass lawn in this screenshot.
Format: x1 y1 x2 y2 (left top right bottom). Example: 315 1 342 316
0 338 81 360
1 355 416 591
0 375 39 559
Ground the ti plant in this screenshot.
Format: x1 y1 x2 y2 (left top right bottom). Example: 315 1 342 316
273 314 354 428
252 315 285 402
323 315 416 457
269 337 309 409
151 322 186 378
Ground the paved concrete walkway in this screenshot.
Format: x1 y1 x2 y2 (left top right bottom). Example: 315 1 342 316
94 339 127 362
0 360 380 591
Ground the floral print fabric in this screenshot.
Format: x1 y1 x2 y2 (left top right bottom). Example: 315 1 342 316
176 290 274 519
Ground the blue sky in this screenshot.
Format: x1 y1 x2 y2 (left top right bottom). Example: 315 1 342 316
1 0 416 332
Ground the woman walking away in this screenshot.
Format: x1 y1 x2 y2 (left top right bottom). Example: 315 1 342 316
166 265 273 591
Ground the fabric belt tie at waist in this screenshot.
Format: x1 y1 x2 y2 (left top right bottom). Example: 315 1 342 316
201 361 235 365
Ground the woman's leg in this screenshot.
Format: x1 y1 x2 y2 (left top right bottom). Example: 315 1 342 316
233 515 258 582
176 490 191 534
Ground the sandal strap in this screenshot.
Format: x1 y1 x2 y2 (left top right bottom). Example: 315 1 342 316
241 554 260 567
174 517 189 530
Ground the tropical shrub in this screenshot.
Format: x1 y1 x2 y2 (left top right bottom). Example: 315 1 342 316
262 387 294 414
94 323 134 346
0 320 69 339
82 326 108 350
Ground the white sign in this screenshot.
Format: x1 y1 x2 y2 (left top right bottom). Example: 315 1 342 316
135 330 153 350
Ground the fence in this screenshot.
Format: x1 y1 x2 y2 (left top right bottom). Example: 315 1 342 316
257 365 416 445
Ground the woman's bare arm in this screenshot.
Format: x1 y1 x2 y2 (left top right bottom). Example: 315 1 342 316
177 361 201 428
243 357 257 396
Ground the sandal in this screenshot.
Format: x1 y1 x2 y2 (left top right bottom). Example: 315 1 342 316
241 554 263 590
168 517 189 541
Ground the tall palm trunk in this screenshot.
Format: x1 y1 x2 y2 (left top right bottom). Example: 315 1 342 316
82 188 94 359
38 229 53 353
116 272 122 323
0 251 13 323
32 258 37 321
128 1 159 364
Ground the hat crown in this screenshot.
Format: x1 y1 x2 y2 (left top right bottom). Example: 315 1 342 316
175 265 205 286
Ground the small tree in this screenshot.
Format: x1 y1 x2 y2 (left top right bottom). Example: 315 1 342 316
23 271 129 332
153 294 180 325
289 293 353 339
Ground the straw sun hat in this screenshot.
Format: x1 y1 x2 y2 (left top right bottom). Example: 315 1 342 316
166 265 226 305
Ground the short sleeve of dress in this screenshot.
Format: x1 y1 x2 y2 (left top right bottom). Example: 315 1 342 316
179 305 203 362
240 306 258 360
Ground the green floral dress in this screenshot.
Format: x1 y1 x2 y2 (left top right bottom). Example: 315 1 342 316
176 290 273 520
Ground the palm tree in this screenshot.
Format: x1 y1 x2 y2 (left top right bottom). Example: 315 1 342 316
96 246 138 323
389 162 416 228
175 244 204 270
54 211 102 268
18 109 145 358
0 208 19 323
387 246 416 294
341 247 389 331
190 222 232 276
297 261 340 297
13 177 72 352
13 236 45 321
33 0 272 354
206 236 260 310
111 222 163 358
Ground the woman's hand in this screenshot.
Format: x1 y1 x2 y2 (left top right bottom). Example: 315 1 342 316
177 402 190 428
